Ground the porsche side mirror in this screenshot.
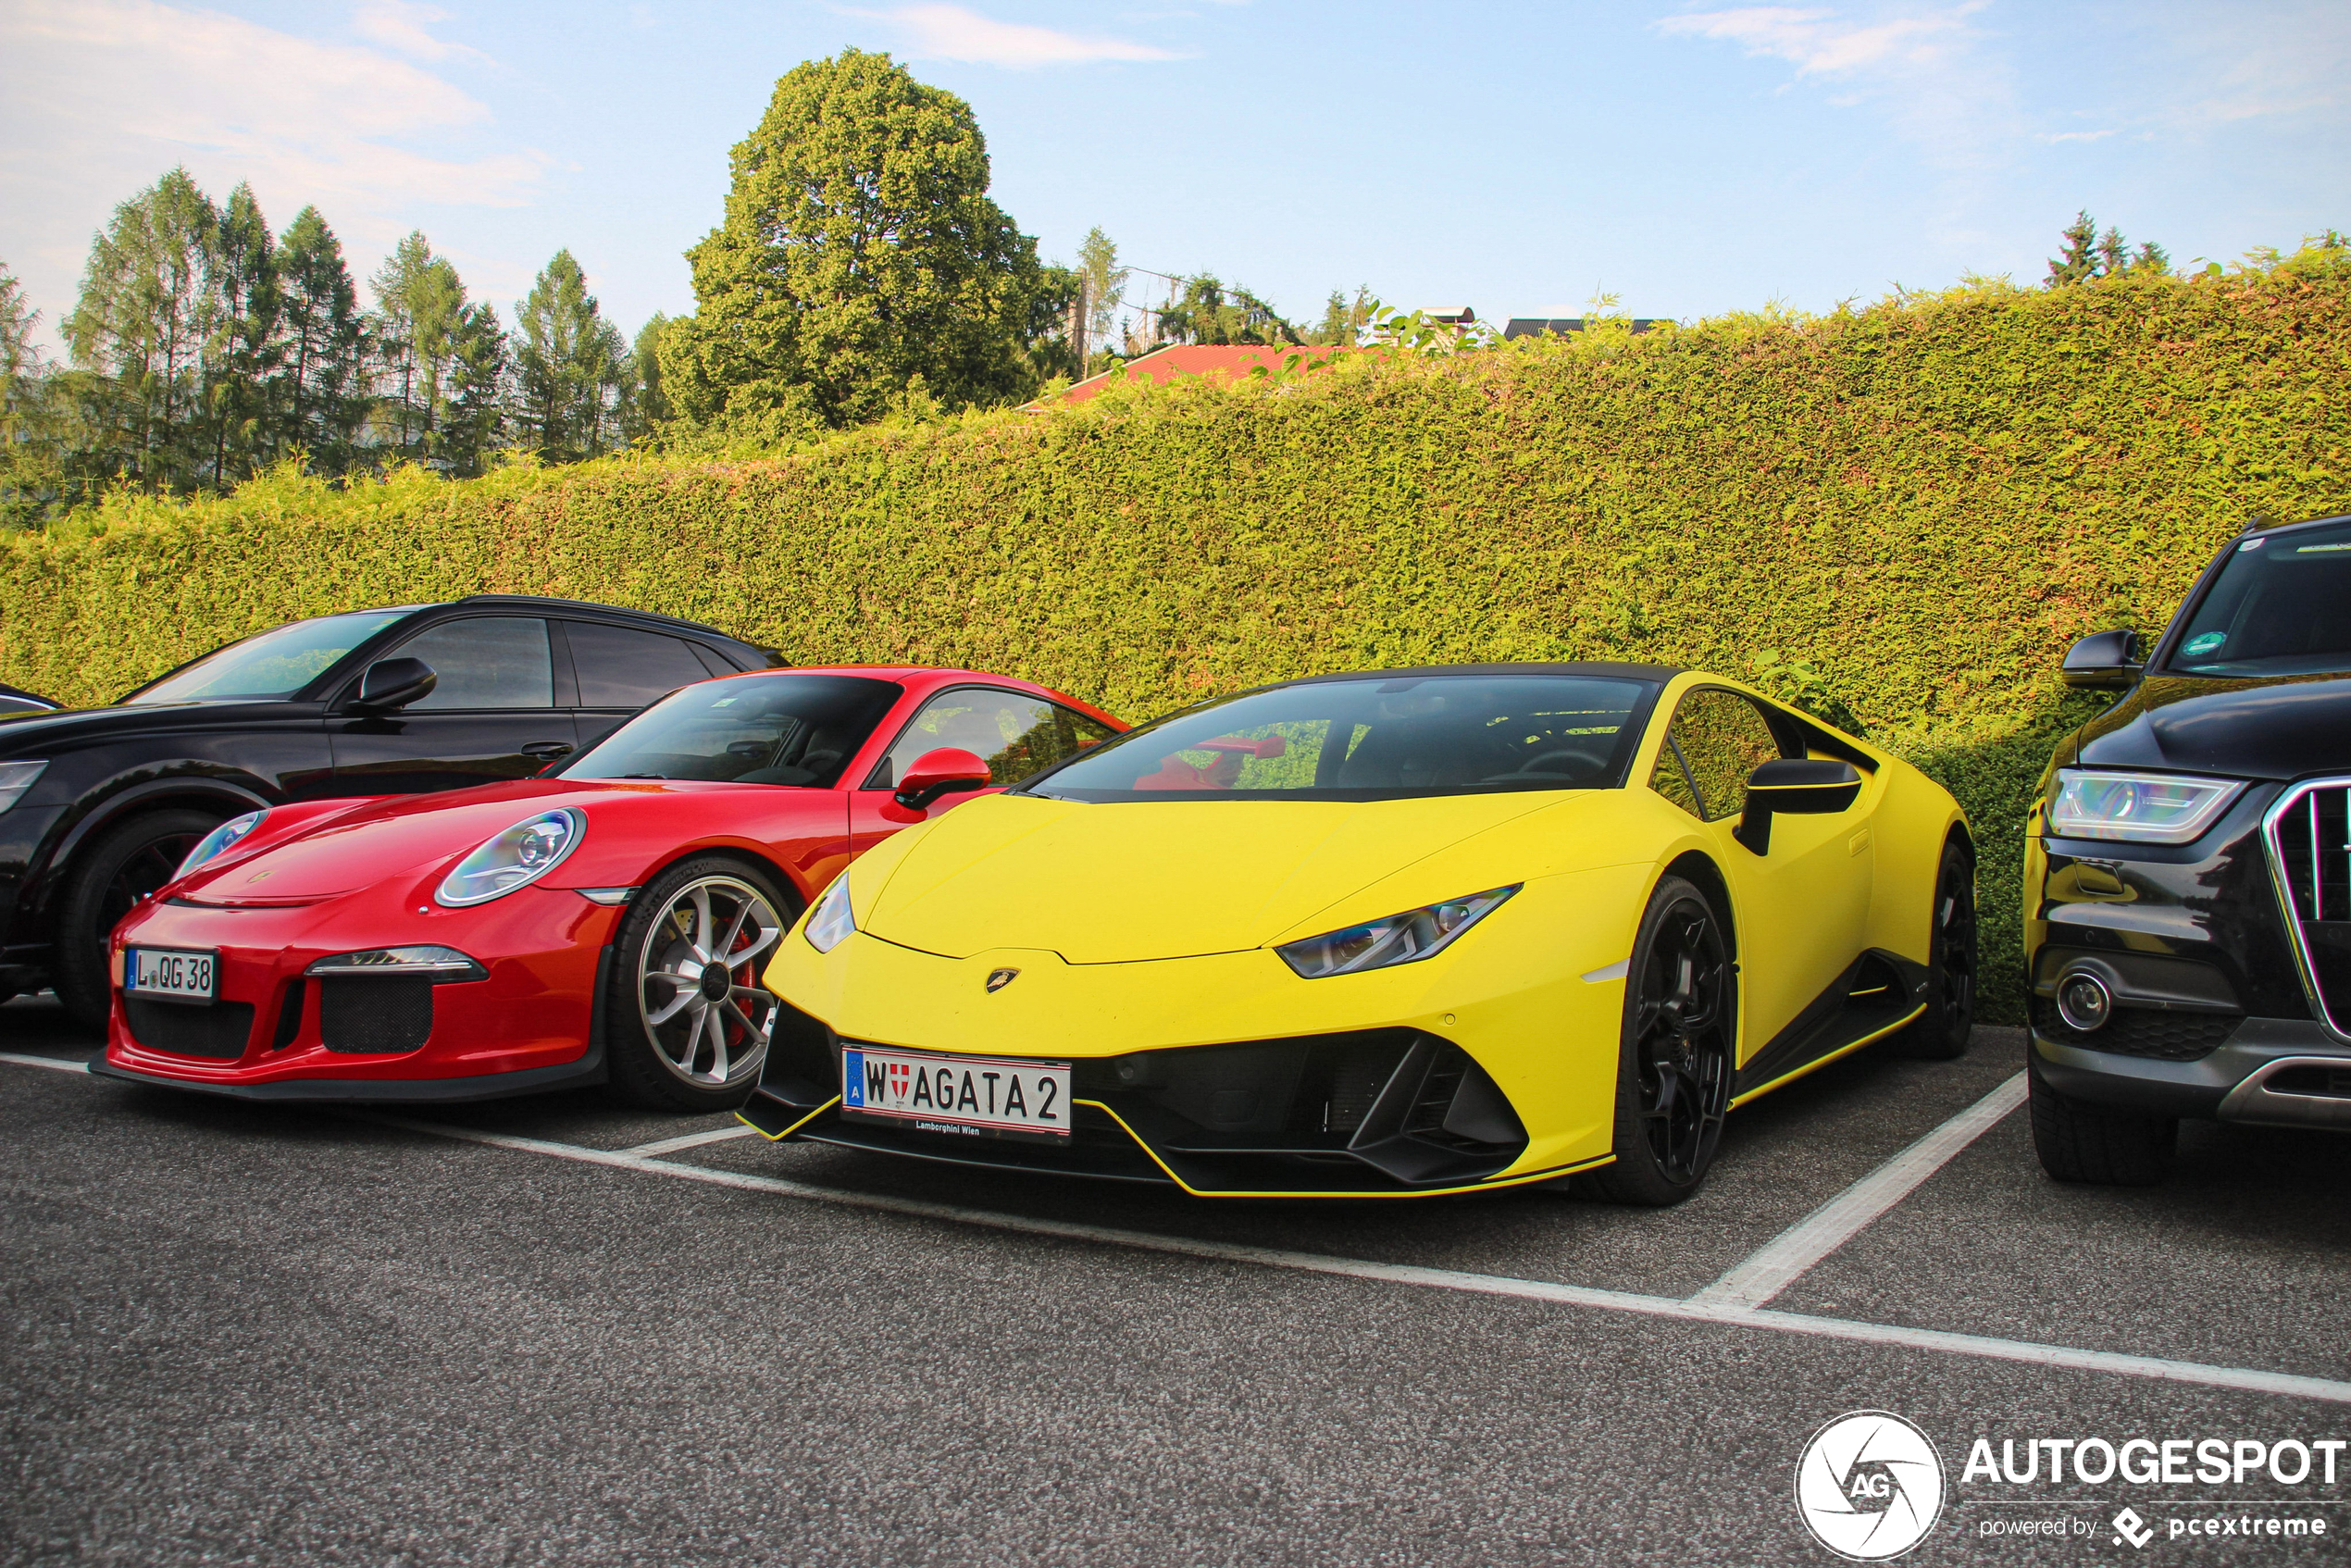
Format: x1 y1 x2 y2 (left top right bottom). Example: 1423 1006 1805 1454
351 656 437 713
2061 628 2141 690
892 747 991 812
1736 759 1862 854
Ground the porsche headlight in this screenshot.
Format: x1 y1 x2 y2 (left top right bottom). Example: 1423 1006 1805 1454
2048 769 2244 844
174 809 265 879
434 808 585 907
1276 885 1520 978
804 874 855 953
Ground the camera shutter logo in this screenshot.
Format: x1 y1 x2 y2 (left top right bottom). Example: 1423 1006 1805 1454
1794 1411 1946 1561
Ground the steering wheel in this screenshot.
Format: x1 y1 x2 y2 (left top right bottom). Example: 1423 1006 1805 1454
1493 748 1600 782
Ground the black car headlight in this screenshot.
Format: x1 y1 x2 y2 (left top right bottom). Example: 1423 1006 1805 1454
1275 885 1520 978
0 759 49 814
2048 769 2244 844
434 808 585 907
174 809 265 879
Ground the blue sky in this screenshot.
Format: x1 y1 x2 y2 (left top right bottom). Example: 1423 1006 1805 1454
4 0 2346 354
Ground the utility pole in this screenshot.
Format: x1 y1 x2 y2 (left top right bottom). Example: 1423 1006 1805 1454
1070 278 1088 377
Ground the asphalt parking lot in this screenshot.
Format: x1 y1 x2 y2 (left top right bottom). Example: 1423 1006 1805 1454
6 993 2349 1566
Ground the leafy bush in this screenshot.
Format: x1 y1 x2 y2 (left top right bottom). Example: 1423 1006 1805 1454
7 264 2348 1021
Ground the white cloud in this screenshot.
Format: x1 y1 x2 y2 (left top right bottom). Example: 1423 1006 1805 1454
865 4 1182 67
0 0 545 346
2039 128 2115 143
1658 5 1981 76
352 0 488 64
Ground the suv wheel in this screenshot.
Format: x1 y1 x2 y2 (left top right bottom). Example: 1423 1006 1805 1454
55 808 221 1031
2028 1052 2175 1185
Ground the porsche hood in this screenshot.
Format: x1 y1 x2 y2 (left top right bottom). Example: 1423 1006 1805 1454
854 790 1586 964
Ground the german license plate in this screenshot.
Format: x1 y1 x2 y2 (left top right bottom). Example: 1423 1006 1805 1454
125 947 216 1002
840 1045 1071 1143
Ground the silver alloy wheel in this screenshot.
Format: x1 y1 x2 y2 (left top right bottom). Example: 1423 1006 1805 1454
635 875 783 1089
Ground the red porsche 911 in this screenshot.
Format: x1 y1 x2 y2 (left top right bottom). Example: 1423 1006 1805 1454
93 666 1122 1111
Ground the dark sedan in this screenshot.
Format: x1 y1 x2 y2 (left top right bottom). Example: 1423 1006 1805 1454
2028 511 2351 1182
0 596 778 1027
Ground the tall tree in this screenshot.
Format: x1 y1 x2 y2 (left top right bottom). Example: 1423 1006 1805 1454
1074 227 1126 373
512 249 628 463
369 231 433 461
625 312 675 441
663 49 1048 430
0 259 58 526
206 181 279 482
274 206 367 470
1309 286 1373 346
442 300 508 478
64 168 221 492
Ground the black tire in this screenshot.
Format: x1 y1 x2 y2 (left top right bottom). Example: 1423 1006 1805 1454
1582 875 1736 1207
604 856 797 1113
2028 1052 2175 1185
1886 840 1976 1061
54 808 221 1031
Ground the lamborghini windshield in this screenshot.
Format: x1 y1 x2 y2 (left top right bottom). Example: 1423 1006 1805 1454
560 674 902 787
1022 672 1658 801
2169 519 2351 677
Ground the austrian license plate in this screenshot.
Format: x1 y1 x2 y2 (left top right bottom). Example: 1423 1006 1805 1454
125 947 217 1002
840 1045 1071 1143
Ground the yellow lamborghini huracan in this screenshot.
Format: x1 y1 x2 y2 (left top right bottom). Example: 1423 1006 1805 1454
746 664 1974 1204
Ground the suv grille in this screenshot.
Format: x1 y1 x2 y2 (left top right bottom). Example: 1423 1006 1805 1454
2031 998 2235 1061
125 999 255 1060
2264 780 2351 1036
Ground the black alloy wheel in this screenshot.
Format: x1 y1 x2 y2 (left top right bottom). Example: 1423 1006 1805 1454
1889 840 1976 1061
1585 875 1735 1206
54 808 222 1031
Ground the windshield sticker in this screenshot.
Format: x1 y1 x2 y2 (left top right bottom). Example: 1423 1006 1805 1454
2294 543 2351 554
2183 632 2228 657
2239 538 2266 550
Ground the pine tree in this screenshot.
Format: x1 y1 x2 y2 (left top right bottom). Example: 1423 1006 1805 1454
513 250 628 463
64 168 222 492
1310 287 1373 346
0 259 58 527
207 181 279 483
625 313 675 441
369 231 433 462
663 50 1049 430
273 206 367 471
442 300 507 478
1159 274 1299 346
2046 211 2100 287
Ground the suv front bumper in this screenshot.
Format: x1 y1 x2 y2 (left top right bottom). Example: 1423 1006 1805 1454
2034 1017 2351 1128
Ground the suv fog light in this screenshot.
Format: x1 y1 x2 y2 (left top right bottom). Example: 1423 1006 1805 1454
2056 971 2113 1032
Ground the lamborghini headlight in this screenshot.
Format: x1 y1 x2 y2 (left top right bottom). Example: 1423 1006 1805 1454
174 809 265 879
2048 769 2243 844
434 808 585 907
1275 885 1520 978
804 873 855 953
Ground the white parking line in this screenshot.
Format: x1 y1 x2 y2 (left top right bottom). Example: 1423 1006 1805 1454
0 1051 90 1074
1691 1071 2029 1312
357 1108 2351 1407
617 1125 760 1158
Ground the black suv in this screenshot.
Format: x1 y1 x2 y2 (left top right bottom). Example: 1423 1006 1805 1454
0 595 778 1027
2028 511 2351 1183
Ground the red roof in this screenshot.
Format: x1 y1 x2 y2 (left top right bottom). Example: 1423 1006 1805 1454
1025 343 1351 410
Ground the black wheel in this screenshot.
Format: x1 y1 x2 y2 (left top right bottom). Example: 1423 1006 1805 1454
1887 840 1976 1061
2028 1052 2175 1185
604 857 796 1113
54 808 220 1031
1583 875 1735 1206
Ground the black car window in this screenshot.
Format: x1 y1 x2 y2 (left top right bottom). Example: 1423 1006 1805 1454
561 675 904 788
2169 520 2351 677
866 688 1071 789
566 622 715 707
126 609 415 703
1647 689 1791 822
392 617 554 709
1023 673 1655 801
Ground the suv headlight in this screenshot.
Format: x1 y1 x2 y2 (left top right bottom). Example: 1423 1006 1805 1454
803 874 855 953
0 759 48 813
2048 769 2245 844
1276 885 1520 978
434 808 585 907
175 809 265 879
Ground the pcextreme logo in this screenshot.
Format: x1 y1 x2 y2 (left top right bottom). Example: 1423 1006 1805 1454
1796 1411 1947 1561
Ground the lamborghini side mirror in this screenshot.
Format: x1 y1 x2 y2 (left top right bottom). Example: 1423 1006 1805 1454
1736 759 1862 854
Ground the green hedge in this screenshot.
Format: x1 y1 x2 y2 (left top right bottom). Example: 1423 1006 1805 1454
8 268 2350 1022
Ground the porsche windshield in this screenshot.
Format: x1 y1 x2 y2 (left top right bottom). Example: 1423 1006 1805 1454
125 610 417 703
1022 672 1658 801
2170 520 2351 677
560 674 902 787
